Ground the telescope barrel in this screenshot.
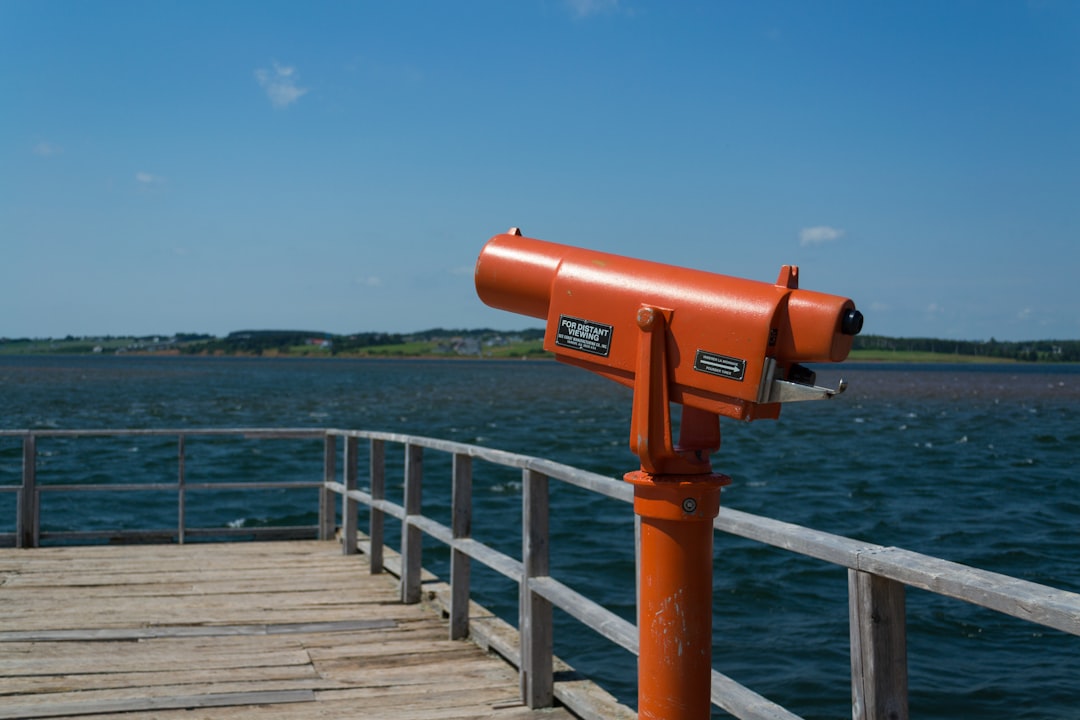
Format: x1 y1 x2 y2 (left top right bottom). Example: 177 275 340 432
476 233 858 362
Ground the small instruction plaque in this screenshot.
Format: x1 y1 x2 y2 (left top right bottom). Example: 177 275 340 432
693 350 746 381
555 315 613 357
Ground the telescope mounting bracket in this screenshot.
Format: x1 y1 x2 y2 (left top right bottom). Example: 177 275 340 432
629 305 722 476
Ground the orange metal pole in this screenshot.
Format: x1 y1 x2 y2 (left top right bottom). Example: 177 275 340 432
626 472 727 720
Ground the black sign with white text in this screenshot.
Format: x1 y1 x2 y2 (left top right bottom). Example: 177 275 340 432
693 350 746 381
555 315 613 357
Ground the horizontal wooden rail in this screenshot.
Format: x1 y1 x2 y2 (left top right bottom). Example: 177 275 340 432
0 428 326 440
529 576 637 653
36 481 319 493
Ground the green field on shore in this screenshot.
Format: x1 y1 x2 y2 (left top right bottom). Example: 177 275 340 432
845 349 1018 364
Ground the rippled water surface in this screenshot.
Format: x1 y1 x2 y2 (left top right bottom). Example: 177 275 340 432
1 356 1077 719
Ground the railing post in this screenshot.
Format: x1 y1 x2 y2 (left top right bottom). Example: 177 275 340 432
342 436 358 555
520 468 553 708
850 569 909 720
177 434 186 545
449 452 473 640
369 439 385 574
17 433 38 549
320 433 337 541
400 442 423 603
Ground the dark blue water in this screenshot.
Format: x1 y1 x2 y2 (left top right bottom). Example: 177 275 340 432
1 356 1078 719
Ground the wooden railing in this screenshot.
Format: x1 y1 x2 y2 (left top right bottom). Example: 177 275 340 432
3 427 1079 720
0 428 333 547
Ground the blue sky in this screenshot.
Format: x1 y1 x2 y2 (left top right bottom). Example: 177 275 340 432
2 1 1077 341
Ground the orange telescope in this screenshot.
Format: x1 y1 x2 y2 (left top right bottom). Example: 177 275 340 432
475 229 862 720
476 229 862 423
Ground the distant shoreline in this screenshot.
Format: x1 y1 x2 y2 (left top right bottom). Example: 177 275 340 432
2 332 1078 364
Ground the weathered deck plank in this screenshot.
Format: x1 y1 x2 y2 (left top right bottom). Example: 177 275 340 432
0 541 579 719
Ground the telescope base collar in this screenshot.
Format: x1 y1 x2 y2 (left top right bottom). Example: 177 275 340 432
624 470 729 522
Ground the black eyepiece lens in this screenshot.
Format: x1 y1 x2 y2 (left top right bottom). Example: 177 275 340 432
841 309 864 336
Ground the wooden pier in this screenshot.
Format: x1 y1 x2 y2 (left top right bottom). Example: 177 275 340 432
4 427 1080 720
0 540 584 719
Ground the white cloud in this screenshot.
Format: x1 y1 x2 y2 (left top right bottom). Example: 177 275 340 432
799 225 845 247
356 275 382 287
255 62 309 108
135 171 165 186
34 141 62 157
